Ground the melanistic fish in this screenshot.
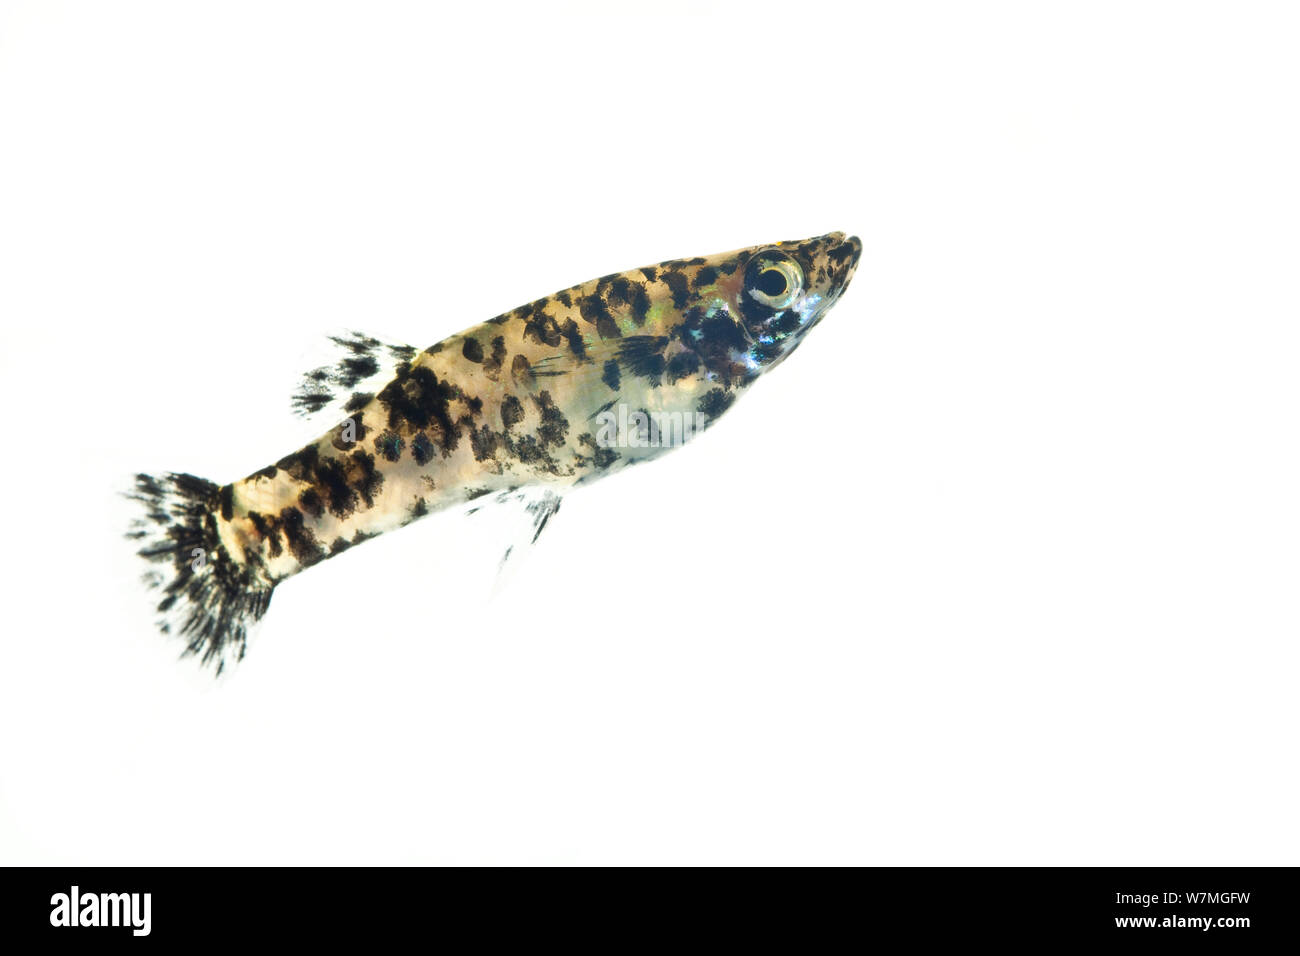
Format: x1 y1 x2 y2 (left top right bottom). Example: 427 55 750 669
128 232 862 671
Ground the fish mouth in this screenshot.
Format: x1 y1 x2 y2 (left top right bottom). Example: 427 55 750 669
795 232 861 336
811 231 862 275
820 232 862 298
842 234 862 270
831 232 863 273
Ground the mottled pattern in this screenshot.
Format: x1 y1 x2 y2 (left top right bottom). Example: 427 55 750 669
129 232 862 672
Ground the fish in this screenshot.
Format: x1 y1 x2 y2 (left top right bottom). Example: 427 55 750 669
127 232 863 672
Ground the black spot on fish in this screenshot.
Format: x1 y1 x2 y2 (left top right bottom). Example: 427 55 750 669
245 510 269 536
512 354 532 383
694 266 717 289
501 394 524 429
666 350 701 383
315 458 358 518
376 364 459 451
560 319 586 359
606 277 633 306
348 451 383 509
602 360 621 391
828 242 856 264
411 432 435 466
484 336 507 377
469 422 499 461
374 430 404 462
523 310 563 347
279 506 324 567
659 270 690 309
773 309 801 336
629 284 651 325
345 392 372 413
276 443 320 482
508 433 556 470
580 291 620 339
298 488 323 518
698 387 735 419
678 306 750 383
462 337 485 362
578 432 620 469
533 391 569 447
606 275 650 325
247 511 282 558
218 484 234 521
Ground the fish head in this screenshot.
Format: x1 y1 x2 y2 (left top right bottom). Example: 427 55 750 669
730 231 862 370
661 232 862 379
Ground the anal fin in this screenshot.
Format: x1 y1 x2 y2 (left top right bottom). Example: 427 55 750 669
466 487 564 596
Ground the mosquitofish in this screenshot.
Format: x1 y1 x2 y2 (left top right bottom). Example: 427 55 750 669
128 232 862 672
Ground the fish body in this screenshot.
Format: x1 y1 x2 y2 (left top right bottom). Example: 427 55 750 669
129 232 862 671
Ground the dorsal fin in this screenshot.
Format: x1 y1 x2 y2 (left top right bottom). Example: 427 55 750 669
290 330 417 426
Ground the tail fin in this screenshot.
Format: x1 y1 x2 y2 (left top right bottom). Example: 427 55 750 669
126 472 273 674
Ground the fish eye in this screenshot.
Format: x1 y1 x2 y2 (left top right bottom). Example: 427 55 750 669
745 251 803 310
757 268 788 296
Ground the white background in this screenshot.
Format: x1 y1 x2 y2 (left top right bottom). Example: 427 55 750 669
1 1 1297 865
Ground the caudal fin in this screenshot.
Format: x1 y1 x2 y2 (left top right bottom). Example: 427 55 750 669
126 472 273 674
